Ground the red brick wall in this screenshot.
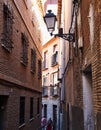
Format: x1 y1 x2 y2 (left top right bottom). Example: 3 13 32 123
0 0 42 130
80 0 101 129
0 0 42 92
0 84 41 130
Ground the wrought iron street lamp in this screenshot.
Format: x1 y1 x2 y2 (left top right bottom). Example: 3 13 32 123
44 10 75 42
44 10 57 35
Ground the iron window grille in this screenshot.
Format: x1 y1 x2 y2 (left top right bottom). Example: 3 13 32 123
1 3 14 52
42 86 48 97
53 86 59 96
50 85 59 96
51 51 58 66
31 48 36 73
43 76 48 86
30 97 34 119
42 59 48 70
37 98 40 115
38 59 42 79
21 33 29 66
44 104 47 118
19 97 25 126
50 87 54 96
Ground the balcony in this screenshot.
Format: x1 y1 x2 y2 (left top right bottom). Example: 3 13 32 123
42 86 48 97
50 85 59 97
51 51 58 67
42 59 48 70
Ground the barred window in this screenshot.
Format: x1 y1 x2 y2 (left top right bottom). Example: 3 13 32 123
30 97 34 119
44 104 47 118
37 98 40 115
21 33 28 66
19 97 25 126
31 48 36 73
1 3 14 52
38 59 42 79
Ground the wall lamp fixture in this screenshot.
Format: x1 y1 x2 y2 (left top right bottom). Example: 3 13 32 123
44 10 75 42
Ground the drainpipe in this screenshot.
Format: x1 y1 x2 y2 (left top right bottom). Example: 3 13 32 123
59 1 80 130
59 0 65 130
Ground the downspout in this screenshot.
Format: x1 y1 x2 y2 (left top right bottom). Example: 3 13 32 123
58 0 80 130
61 0 80 95
61 0 79 100
59 0 65 130
60 1 80 130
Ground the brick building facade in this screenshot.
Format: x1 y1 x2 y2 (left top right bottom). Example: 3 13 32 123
57 0 101 130
0 0 43 130
79 0 101 130
72 0 101 130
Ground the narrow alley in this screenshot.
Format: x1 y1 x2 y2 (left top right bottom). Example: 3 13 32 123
0 0 101 130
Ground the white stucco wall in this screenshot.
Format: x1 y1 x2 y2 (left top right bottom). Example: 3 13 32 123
82 74 94 130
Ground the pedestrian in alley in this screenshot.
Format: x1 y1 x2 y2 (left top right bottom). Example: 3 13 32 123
46 118 53 130
41 116 47 130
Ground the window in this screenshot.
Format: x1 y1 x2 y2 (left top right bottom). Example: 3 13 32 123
19 97 25 126
53 105 57 130
31 48 36 73
44 104 47 118
51 72 58 85
53 72 58 84
38 59 42 79
21 33 28 66
1 3 14 52
53 86 58 96
30 97 33 119
51 45 58 66
43 76 47 85
42 51 48 69
50 87 54 96
51 51 58 66
42 87 48 97
37 98 40 114
43 76 48 86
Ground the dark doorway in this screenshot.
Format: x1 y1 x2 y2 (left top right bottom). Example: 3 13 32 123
0 96 8 130
53 105 57 130
44 104 47 118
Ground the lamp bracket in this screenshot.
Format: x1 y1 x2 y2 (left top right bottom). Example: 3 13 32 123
54 33 75 42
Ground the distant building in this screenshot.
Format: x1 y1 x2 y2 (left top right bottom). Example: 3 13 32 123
42 1 61 130
42 37 61 130
0 0 43 129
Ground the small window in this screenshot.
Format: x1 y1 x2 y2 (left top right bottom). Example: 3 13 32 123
1 3 14 52
37 98 40 115
19 97 25 126
31 48 36 73
42 51 48 69
51 72 58 85
42 75 48 86
44 104 47 118
38 59 42 79
53 72 58 84
30 97 34 119
21 33 29 66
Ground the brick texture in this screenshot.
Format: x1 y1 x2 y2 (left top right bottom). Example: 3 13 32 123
80 0 101 129
0 0 42 130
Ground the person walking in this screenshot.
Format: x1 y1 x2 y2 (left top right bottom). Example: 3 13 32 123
41 116 47 130
46 118 53 130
